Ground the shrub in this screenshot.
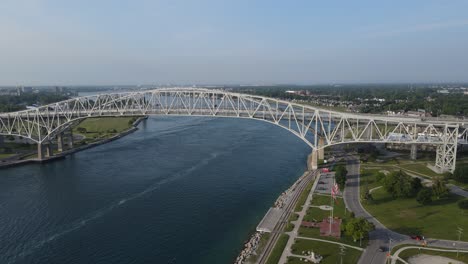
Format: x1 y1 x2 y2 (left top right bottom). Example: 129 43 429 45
76 127 87 134
458 199 468 209
416 188 433 205
375 172 385 182
452 166 468 183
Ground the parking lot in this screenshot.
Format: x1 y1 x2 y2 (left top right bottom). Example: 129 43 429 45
314 171 335 195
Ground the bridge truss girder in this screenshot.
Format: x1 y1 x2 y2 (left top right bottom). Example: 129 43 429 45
0 88 465 173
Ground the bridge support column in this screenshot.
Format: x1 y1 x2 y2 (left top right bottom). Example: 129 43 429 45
308 149 319 170
318 137 325 161
57 133 64 152
45 144 53 158
37 143 45 160
410 144 417 160
68 129 74 148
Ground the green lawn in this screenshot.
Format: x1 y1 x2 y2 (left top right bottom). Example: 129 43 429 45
397 163 442 178
360 168 385 195
0 153 15 159
285 213 299 232
363 186 468 241
309 195 348 219
73 117 139 142
361 157 452 179
288 239 362 264
298 195 367 247
266 234 289 264
397 247 468 263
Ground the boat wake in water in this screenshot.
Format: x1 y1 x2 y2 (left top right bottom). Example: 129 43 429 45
4 151 223 264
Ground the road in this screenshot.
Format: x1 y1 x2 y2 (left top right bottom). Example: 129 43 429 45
448 184 468 198
343 155 408 264
343 154 468 263
257 170 317 264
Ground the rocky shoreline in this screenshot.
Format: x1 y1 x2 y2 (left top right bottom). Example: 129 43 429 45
234 231 263 264
234 170 309 263
273 171 309 209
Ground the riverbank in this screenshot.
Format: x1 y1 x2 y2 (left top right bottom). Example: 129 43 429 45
0 116 147 169
234 168 315 264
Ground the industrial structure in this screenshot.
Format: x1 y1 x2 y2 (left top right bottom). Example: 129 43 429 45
0 88 467 173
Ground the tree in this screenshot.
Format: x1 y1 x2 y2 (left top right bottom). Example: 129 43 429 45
432 177 449 199
335 165 348 189
76 127 87 134
452 166 468 183
361 181 373 204
383 170 422 198
458 199 468 210
345 217 375 243
416 188 433 205
375 172 385 183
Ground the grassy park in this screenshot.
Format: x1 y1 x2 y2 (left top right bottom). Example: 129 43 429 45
361 169 468 241
73 117 140 143
298 195 368 247
288 239 362 264
0 153 15 159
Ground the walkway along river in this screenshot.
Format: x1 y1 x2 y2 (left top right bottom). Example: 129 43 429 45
0 116 310 264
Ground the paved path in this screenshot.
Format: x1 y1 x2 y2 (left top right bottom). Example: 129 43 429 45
295 236 364 251
278 170 320 264
448 184 468 198
391 246 468 264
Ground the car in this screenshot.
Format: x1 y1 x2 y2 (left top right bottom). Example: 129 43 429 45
378 246 386 252
410 235 423 241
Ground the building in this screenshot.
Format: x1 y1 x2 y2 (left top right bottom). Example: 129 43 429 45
16 86 33 95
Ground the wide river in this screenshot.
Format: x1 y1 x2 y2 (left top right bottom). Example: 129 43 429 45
0 117 309 264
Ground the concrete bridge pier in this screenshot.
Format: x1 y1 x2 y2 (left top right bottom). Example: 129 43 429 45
410 144 417 160
308 149 319 170
57 133 64 152
37 143 45 160
67 129 74 148
318 137 325 161
45 143 53 158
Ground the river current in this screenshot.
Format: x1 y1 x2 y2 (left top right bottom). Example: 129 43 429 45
0 117 309 264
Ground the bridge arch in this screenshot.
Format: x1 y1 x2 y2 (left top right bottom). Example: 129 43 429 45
0 88 464 173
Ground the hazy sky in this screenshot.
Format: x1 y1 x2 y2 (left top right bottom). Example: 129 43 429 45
1 0 468 85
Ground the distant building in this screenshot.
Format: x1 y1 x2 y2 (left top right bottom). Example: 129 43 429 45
55 86 67 93
437 89 450 94
16 86 33 95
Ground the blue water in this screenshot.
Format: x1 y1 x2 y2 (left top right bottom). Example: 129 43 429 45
0 117 310 264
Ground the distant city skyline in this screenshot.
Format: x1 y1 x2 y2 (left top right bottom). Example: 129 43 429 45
0 0 468 85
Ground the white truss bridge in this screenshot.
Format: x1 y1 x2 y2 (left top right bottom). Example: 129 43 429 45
1 88 467 173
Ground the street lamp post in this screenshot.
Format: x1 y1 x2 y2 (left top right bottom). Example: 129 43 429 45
457 227 463 258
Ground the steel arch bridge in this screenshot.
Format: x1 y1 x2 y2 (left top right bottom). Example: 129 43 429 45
0 88 466 173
